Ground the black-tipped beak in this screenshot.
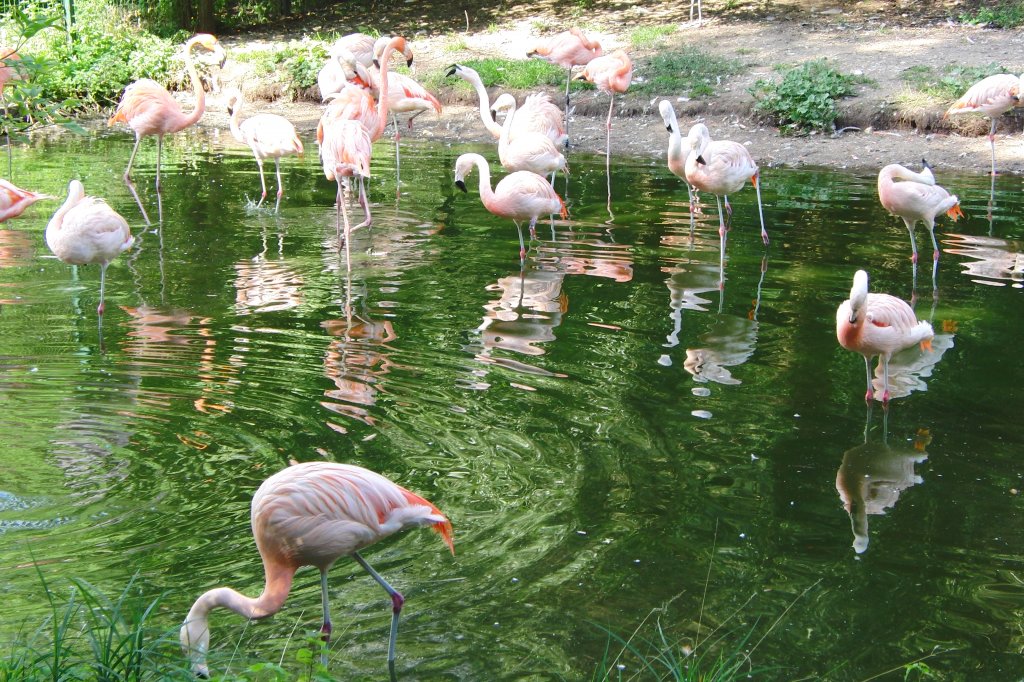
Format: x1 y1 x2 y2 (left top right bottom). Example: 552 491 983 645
921 158 931 170
406 57 414 68
226 104 234 116
490 109 497 122
446 64 457 77
665 123 672 132
218 55 227 69
455 180 467 193
696 155 707 165
373 58 380 69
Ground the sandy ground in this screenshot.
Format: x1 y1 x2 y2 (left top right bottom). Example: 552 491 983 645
207 8 1024 175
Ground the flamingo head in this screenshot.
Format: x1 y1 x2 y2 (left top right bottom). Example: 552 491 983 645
191 34 226 68
848 270 870 323
686 123 711 162
658 100 679 133
180 617 211 679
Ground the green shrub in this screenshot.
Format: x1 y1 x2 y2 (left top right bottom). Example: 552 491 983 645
959 2 1024 28
749 59 862 134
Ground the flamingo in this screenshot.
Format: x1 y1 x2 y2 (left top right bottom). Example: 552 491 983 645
526 28 602 146
225 89 304 213
45 180 134 316
945 72 1023 176
445 64 565 146
0 48 23 174
321 118 373 241
574 49 632 157
491 93 568 183
453 152 567 264
318 35 394 101
877 160 963 284
179 461 453 678
836 270 934 405
108 34 226 191
0 178 52 221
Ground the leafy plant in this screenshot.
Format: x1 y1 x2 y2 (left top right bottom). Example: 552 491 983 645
749 59 862 134
636 47 745 96
959 1 1024 28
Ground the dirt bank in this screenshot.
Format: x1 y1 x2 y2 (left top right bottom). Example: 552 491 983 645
207 3 1024 175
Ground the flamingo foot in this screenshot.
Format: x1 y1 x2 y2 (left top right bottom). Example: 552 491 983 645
97 301 105 316
910 252 918 264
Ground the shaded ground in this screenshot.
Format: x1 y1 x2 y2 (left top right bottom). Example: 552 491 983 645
206 0 1024 174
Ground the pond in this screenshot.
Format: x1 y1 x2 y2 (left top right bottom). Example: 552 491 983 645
1 124 1023 680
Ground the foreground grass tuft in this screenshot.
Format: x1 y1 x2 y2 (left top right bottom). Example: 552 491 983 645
636 47 745 96
899 62 1013 102
959 1 1024 28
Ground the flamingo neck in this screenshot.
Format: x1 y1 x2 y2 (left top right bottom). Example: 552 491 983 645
180 36 207 131
227 97 244 143
470 155 498 209
45 183 83 248
468 72 501 138
497 101 517 154
373 37 405 141
666 125 685 178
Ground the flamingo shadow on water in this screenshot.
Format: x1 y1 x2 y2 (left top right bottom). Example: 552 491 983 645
835 404 930 554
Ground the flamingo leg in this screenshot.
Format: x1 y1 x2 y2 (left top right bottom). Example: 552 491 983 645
351 552 405 672
605 93 613 161
155 134 163 192
514 220 526 264
880 353 892 405
716 194 726 289
124 133 144 183
320 569 332 666
903 218 919 264
393 117 402 197
97 262 108 316
563 68 572 148
274 158 284 214
356 176 372 229
988 116 998 177
752 171 769 245
863 355 874 402
255 158 268 208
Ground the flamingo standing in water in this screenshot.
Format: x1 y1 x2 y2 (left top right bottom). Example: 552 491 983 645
0 179 52 221
526 28 602 146
180 461 453 678
574 49 632 158
945 72 1023 177
108 34 226 191
877 160 963 285
45 180 134 316
445 64 565 146
225 89 304 213
454 152 567 264
836 270 934 405
321 118 373 243
491 93 568 183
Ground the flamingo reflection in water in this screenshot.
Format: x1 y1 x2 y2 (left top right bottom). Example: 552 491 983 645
836 405 930 554
944 232 1024 287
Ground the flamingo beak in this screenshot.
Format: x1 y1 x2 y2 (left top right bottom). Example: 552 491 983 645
455 180 467 193
665 123 672 132
696 155 707 165
445 64 457 77
406 57 414 68
373 58 380 69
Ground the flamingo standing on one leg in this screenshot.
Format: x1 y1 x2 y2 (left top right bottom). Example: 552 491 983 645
453 153 567 265
836 269 934 405
491 93 568 184
108 34 226 191
225 89 304 213
0 178 52 221
526 28 602 147
445 64 565 146
877 160 963 288
45 180 134 316
574 49 632 159
179 461 454 678
945 72 1023 177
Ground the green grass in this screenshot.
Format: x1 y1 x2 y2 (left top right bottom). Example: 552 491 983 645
749 59 866 134
959 1 1024 28
432 56 582 94
899 62 1014 102
635 47 745 97
629 24 677 48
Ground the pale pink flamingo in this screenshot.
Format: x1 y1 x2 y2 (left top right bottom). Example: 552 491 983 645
527 28 602 145
108 34 226 191
574 49 632 157
445 63 566 146
454 152 567 264
492 93 568 183
0 48 23 174
877 160 963 286
0 178 52 221
321 118 373 243
836 270 934 404
945 72 1023 176
179 461 453 678
318 35 397 101
45 180 134 316
225 89 304 212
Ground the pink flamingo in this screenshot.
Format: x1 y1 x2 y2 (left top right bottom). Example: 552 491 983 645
321 118 373 242
0 178 52 221
225 90 303 213
45 180 134 316
445 64 565 146
491 93 568 183
574 49 632 157
179 461 453 678
945 72 1023 176
108 34 226 190
527 28 602 145
877 160 963 285
836 270 934 404
454 152 567 264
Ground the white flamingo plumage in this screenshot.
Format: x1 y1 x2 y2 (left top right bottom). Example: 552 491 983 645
945 72 1024 176
492 93 568 183
225 89 303 212
836 270 934 404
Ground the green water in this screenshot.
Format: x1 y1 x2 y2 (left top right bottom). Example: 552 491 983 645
1 125 1023 680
